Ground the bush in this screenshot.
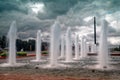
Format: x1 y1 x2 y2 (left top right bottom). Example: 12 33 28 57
0 51 27 57
42 51 48 54
17 51 27 56
112 47 120 51
0 52 7 57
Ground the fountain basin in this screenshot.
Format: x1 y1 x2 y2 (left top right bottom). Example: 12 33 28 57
0 63 27 67
30 60 47 63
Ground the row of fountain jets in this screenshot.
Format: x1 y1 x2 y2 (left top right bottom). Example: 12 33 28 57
0 19 109 69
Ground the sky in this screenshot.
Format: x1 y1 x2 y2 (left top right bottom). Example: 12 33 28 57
0 0 120 45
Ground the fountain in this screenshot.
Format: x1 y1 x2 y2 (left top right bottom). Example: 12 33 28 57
80 37 84 58
64 27 73 62
58 35 65 59
97 19 109 69
31 30 46 62
8 21 17 65
36 21 65 69
91 43 97 53
73 34 80 60
85 19 112 70
0 21 26 67
49 21 61 67
59 27 78 67
86 42 90 53
84 39 87 57
80 36 87 59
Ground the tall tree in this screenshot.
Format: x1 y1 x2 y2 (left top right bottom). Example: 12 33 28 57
1 35 6 49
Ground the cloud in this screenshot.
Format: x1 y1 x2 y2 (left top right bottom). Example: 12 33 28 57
0 0 120 45
108 37 120 45
0 10 54 36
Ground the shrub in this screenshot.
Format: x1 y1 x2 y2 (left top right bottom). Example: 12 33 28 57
0 52 7 57
17 51 27 56
42 51 48 54
0 51 27 57
0 51 3 54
